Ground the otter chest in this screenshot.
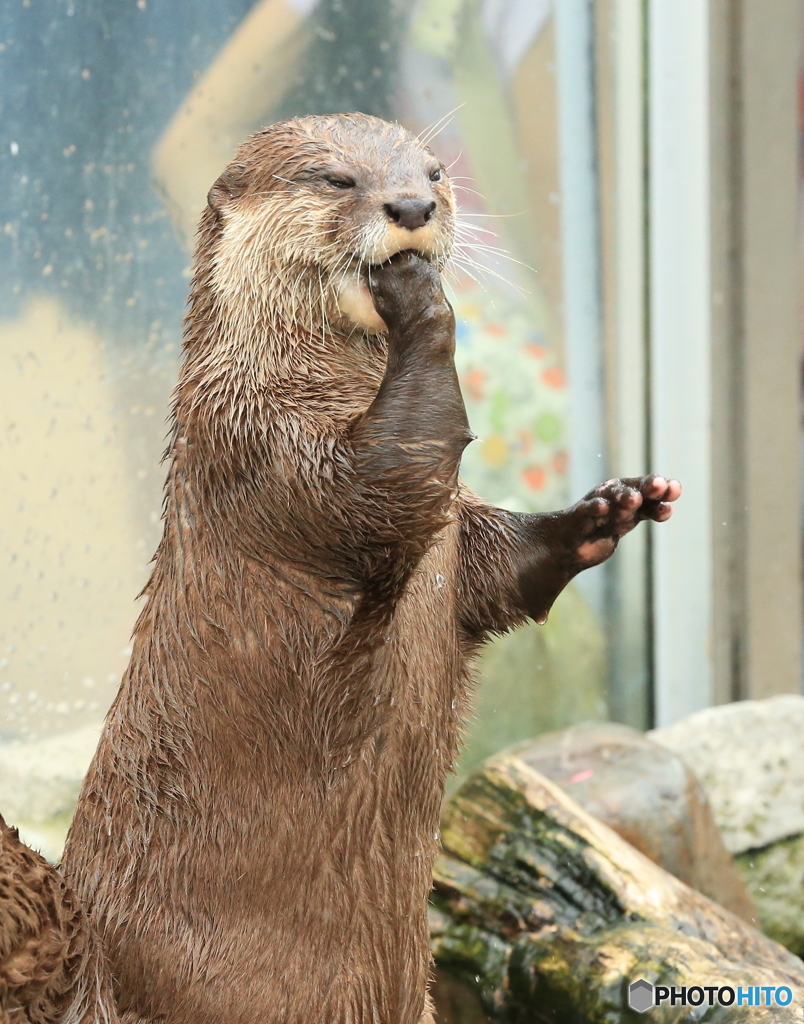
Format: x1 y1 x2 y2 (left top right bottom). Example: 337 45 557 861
368 524 467 759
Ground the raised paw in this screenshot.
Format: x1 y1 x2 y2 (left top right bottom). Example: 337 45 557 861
572 474 682 569
366 250 453 336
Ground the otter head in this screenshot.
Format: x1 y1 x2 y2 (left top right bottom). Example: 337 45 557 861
205 113 456 336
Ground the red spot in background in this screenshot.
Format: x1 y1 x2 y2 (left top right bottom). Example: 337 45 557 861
569 768 594 784
454 278 474 294
552 450 568 474
523 465 546 491
542 366 565 389
518 429 532 455
484 323 506 337
462 369 485 402
525 342 546 360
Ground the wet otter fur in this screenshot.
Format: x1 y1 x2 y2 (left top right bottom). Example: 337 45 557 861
0 815 117 1024
3 113 679 1024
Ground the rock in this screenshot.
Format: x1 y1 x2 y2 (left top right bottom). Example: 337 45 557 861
430 753 804 1022
649 695 804 853
736 833 804 959
508 722 757 923
649 697 804 960
0 723 102 862
430 968 491 1024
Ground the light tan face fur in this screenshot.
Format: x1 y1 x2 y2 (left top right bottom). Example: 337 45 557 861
208 115 456 338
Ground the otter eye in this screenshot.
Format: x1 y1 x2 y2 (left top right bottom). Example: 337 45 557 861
429 167 443 183
324 174 356 190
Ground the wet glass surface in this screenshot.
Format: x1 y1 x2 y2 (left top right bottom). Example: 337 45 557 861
1 0 603 758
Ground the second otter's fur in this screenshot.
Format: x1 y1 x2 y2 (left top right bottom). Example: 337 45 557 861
53 113 679 1024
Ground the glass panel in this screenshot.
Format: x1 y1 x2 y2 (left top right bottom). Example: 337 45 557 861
0 0 612 827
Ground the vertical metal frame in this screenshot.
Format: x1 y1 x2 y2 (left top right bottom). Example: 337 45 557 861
555 0 607 617
596 0 652 728
647 0 715 725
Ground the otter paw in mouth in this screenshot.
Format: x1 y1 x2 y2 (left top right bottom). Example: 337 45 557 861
366 251 452 334
336 270 387 333
571 475 682 568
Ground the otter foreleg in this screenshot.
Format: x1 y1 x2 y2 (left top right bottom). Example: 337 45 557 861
458 475 681 635
345 251 473 598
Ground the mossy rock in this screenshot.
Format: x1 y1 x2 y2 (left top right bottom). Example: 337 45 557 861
430 754 804 1022
736 834 804 959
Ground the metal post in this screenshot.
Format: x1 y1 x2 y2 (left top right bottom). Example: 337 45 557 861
599 0 652 728
647 0 714 724
555 0 607 617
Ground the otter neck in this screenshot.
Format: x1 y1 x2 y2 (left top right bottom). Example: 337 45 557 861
189 258 384 383
167 261 386 525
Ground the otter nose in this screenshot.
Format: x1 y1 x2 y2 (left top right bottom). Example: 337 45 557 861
384 198 437 231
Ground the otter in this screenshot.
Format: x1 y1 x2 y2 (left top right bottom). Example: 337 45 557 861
10 113 680 1024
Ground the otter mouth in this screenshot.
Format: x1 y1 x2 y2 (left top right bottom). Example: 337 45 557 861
334 248 441 335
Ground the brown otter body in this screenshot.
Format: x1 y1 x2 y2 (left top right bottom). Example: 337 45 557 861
54 114 680 1024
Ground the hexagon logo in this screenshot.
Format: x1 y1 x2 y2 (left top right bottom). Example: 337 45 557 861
629 979 654 1013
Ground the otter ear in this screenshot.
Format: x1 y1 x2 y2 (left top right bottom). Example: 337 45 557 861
207 163 248 212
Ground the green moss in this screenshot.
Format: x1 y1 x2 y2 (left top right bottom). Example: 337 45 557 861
441 769 624 933
736 834 804 957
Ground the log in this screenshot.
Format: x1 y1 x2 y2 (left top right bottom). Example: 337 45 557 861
430 755 804 1022
509 723 757 924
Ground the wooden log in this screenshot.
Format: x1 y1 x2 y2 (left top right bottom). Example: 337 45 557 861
430 755 804 1022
